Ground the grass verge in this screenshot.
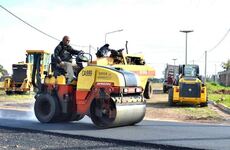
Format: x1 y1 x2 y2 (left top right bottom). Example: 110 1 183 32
0 90 34 103
176 106 223 121
206 82 230 107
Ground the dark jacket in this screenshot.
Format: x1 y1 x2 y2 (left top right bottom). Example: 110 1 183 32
54 42 81 63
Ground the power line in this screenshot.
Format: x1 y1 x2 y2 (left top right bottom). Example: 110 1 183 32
208 28 230 52
0 4 88 48
0 5 60 42
190 29 230 64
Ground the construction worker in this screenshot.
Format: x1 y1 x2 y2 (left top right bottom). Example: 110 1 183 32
54 35 82 84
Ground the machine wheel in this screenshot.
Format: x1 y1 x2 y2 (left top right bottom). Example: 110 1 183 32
34 94 60 123
15 91 27 95
90 97 146 128
163 85 167 93
200 96 208 107
200 102 208 107
144 81 152 99
5 91 13 95
69 113 84 121
90 99 116 128
168 88 175 106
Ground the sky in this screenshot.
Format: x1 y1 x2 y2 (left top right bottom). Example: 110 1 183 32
0 0 230 78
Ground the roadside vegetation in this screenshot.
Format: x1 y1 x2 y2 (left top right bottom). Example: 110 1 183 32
147 83 224 122
206 82 230 107
175 106 223 121
0 89 34 103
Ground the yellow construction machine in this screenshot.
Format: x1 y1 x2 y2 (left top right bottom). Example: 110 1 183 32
31 51 146 128
168 64 208 107
3 50 50 94
92 45 155 99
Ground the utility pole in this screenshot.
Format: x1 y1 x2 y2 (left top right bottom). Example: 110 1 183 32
204 50 207 83
172 58 177 78
180 30 193 65
214 64 216 83
88 45 91 55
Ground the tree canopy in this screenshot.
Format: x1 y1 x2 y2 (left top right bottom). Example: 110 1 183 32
0 64 9 77
221 59 230 71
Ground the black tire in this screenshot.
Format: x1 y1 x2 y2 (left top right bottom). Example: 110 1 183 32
69 113 85 121
5 91 13 95
200 96 208 107
15 91 27 95
163 85 167 93
144 81 152 99
34 94 60 123
168 88 175 106
200 102 208 107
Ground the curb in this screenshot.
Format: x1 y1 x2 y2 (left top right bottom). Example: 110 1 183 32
208 100 230 114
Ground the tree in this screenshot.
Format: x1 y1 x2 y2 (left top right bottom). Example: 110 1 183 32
0 64 9 77
221 59 230 71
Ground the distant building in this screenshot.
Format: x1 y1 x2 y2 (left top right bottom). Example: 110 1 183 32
218 70 230 86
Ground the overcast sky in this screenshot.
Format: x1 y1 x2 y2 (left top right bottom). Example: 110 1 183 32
0 0 229 77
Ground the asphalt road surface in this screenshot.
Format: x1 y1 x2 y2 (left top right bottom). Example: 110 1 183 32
0 109 229 150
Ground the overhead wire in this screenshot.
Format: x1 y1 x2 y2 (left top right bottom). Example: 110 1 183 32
208 28 230 52
0 4 88 48
2 4 229 63
189 28 230 64
0 5 60 42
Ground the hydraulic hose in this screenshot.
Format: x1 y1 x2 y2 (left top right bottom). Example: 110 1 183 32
31 53 42 93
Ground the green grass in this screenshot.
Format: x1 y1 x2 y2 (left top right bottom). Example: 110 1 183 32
206 82 230 93
177 106 223 120
208 94 230 107
0 90 34 103
0 82 3 87
206 82 230 107
0 82 34 102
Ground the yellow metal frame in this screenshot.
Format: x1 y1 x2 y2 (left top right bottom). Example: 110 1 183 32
3 50 50 93
172 78 207 104
90 54 155 91
26 50 50 54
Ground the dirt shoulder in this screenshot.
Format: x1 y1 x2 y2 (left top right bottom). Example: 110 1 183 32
144 86 230 125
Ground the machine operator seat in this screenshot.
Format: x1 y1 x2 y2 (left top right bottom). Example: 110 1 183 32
51 54 66 77
51 54 85 80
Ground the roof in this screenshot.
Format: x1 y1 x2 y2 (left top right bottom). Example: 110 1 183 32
26 50 50 54
123 53 144 58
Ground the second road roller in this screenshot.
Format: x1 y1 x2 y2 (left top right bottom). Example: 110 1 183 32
31 52 146 128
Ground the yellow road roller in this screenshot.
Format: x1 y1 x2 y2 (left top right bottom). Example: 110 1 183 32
92 44 155 99
31 52 146 128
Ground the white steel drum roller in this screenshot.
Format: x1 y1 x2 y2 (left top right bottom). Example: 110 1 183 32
90 98 146 128
89 69 146 128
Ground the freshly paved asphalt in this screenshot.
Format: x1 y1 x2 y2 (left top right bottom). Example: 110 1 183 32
0 109 230 150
